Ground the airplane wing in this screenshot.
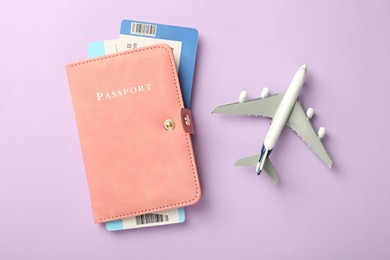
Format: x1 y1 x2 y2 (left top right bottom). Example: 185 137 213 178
235 154 279 184
212 93 285 118
287 100 333 168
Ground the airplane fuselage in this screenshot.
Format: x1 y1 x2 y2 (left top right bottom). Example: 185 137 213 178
256 64 307 174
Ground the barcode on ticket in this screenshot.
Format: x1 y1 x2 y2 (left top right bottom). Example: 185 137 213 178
136 213 169 225
131 22 157 37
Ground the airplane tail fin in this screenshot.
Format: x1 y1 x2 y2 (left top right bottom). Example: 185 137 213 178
235 155 279 184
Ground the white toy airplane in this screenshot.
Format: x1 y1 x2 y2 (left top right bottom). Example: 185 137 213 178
212 65 332 184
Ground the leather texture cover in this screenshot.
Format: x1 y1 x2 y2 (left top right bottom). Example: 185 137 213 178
65 44 201 223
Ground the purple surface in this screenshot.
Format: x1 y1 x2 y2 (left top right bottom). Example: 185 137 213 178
1 0 390 259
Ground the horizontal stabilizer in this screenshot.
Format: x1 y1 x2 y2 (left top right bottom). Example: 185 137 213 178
234 154 259 167
235 154 279 184
263 158 279 184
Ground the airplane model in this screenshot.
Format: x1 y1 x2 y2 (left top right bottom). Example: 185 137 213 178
212 65 332 184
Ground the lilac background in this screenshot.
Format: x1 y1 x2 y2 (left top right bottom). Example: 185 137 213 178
1 0 389 259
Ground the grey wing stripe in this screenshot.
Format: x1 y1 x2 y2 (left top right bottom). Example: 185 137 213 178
287 100 333 168
212 93 285 118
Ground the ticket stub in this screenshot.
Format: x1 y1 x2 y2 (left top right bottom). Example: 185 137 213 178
106 208 185 231
120 20 198 108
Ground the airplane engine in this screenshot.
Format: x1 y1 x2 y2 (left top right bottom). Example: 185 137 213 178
239 90 248 103
318 127 326 139
260 87 269 98
306 108 314 119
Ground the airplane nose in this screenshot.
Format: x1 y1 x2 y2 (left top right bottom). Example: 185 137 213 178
299 64 308 71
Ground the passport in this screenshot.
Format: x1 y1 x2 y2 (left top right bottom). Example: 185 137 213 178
88 39 186 230
65 44 201 223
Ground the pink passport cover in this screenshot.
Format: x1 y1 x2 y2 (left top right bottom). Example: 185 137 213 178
65 44 201 223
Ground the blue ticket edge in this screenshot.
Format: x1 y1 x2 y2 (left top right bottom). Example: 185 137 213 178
120 19 198 108
88 40 187 231
106 208 185 231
